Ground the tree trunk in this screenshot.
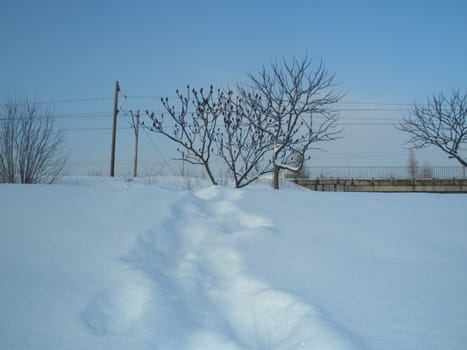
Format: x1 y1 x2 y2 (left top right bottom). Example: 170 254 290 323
204 162 218 185
273 165 280 190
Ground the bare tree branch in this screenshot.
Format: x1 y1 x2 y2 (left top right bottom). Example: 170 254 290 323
145 86 220 185
397 90 467 167
241 55 343 189
215 90 273 188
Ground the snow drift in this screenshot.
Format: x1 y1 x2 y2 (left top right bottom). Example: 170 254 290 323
0 177 466 349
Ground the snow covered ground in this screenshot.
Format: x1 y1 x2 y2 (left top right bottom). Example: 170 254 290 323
1 177 466 350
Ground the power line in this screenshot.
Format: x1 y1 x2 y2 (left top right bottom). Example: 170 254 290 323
56 121 397 131
0 95 422 108
52 111 111 117
309 150 445 160
340 122 395 126
127 96 422 107
142 127 178 176
0 113 405 124
63 126 132 132
125 95 178 100
339 100 415 106
0 113 112 122
342 116 400 120
336 108 407 112
137 107 408 114
0 97 113 107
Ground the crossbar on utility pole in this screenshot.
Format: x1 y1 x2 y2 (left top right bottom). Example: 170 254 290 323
110 80 120 177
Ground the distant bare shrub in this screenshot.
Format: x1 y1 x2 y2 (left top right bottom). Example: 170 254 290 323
0 99 67 183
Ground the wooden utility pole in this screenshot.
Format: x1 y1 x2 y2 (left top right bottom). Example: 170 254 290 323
133 111 140 177
110 80 120 177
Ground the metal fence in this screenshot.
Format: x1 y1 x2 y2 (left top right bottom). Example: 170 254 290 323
303 166 466 180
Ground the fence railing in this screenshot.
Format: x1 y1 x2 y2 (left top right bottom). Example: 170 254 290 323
301 166 467 180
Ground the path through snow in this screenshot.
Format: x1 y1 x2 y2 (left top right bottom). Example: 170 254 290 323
83 187 358 349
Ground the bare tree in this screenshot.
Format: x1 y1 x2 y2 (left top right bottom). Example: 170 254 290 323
215 90 273 188
145 86 220 185
407 149 419 180
0 99 67 184
243 56 343 189
397 90 466 167
420 161 433 179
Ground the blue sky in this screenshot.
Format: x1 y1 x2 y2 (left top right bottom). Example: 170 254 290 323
1 0 466 175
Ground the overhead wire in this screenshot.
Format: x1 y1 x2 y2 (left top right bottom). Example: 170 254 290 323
141 126 178 176
63 126 132 132
120 87 179 176
0 97 113 107
2 94 442 164
0 94 425 107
